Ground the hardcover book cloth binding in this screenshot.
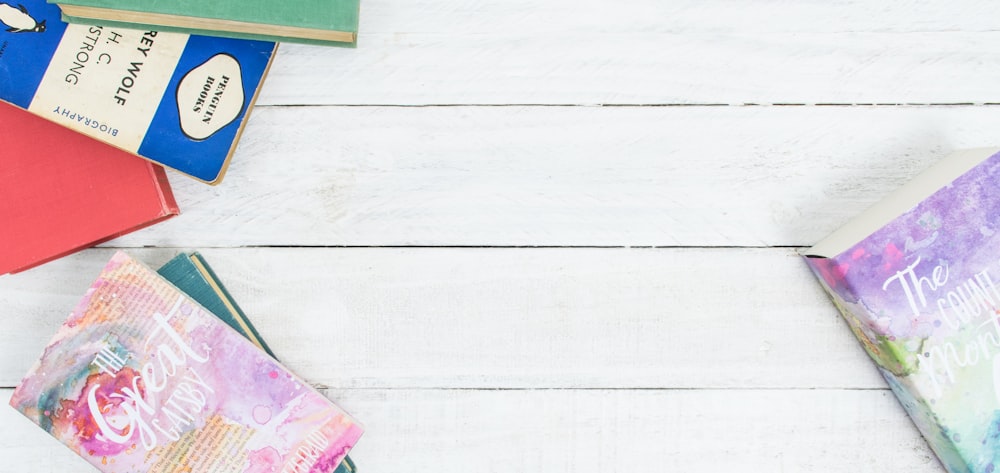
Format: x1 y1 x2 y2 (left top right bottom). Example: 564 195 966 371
804 148 1000 473
10 252 363 472
52 0 360 46
0 0 276 184
0 101 178 275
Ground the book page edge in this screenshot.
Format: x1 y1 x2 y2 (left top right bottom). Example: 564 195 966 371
805 147 1000 259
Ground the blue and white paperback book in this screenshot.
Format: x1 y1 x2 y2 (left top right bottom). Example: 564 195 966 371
0 0 275 184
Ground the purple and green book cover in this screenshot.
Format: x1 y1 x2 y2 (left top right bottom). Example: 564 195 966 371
804 149 1000 472
9 251 363 473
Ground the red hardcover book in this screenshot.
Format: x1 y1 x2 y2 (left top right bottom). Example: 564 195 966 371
0 102 180 275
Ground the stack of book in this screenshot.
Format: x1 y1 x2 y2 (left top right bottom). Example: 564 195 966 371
3 1 364 472
1 0 360 274
10 251 363 472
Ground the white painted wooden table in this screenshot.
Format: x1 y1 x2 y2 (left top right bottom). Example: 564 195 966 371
3 1 998 470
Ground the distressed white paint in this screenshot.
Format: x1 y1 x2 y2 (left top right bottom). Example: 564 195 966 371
5 0 998 471
356 0 1000 34
105 105 1000 248
362 0 1000 35
259 0 1000 107
0 248 882 389
0 388 940 472
260 33 1000 105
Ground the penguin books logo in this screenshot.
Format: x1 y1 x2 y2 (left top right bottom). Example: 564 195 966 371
175 53 245 141
0 3 45 33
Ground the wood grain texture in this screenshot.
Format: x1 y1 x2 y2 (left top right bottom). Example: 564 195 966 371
1 248 882 389
0 388 941 473
102 105 1000 248
7 1 999 471
359 0 1000 34
259 33 1000 105
256 0 1000 106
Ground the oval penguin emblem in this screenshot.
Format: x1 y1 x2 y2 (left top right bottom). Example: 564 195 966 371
175 53 245 141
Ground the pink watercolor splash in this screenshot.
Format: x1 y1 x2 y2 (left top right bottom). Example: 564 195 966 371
246 446 283 473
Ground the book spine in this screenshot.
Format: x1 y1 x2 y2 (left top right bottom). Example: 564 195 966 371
147 162 180 215
207 42 279 185
804 256 901 371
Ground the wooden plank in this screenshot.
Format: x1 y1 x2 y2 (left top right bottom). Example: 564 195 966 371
258 32 1000 105
255 0 1000 105
360 0 1000 34
111 105 999 247
0 247 884 390
0 387 940 472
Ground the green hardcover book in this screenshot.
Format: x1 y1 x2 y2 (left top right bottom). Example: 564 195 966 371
157 252 358 473
52 0 360 46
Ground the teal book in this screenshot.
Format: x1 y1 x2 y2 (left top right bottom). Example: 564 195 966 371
53 0 360 46
0 0 276 184
157 252 358 473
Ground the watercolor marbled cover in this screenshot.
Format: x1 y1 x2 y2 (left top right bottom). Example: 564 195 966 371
9 251 363 473
805 150 1000 473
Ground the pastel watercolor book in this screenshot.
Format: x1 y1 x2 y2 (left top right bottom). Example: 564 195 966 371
0 0 275 184
158 252 275 358
804 148 1000 472
157 252 357 473
10 251 363 472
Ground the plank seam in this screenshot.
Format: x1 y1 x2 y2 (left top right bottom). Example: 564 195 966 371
254 103 998 108
100 245 809 249
0 385 892 391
